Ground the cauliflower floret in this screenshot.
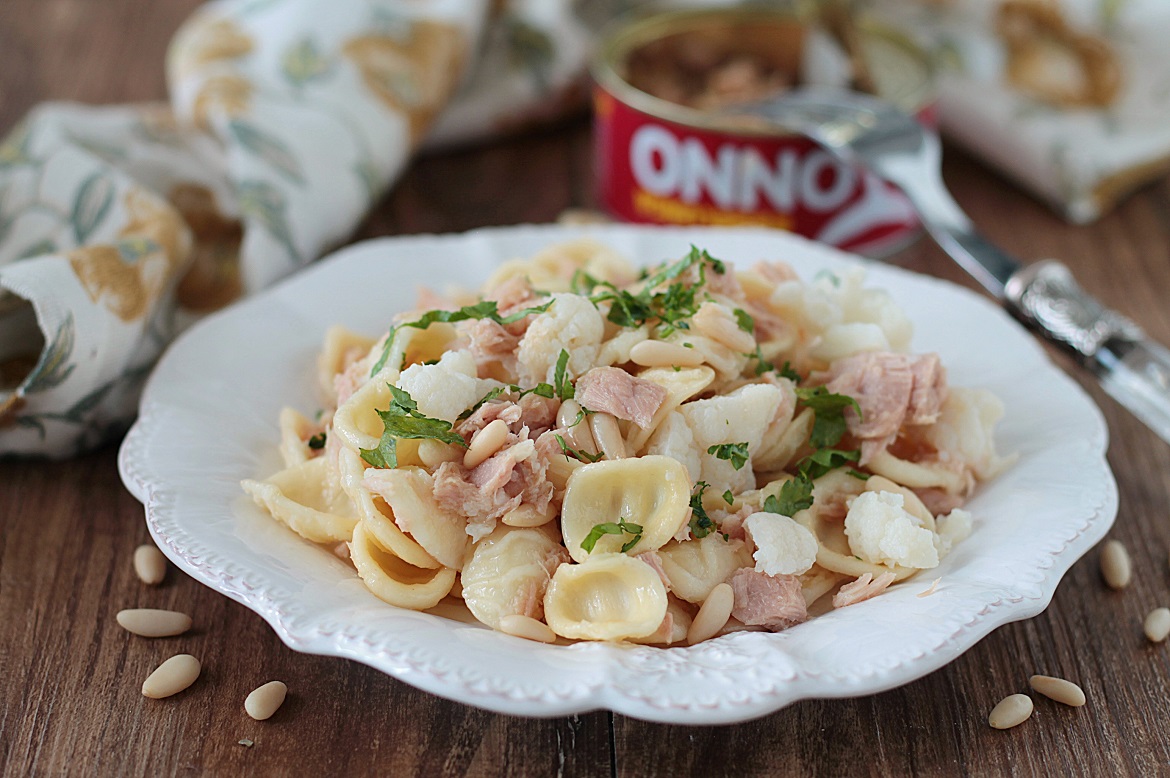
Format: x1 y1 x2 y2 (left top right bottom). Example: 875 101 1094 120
808 322 890 362
924 387 1015 480
844 491 940 569
517 293 604 385
396 350 495 422
646 411 702 483
770 267 913 359
934 508 973 559
678 383 785 494
744 512 819 576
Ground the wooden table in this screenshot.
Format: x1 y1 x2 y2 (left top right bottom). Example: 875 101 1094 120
3 2 1169 775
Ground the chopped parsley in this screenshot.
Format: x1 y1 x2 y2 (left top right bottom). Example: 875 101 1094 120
688 481 717 539
794 385 863 449
370 299 553 376
707 442 750 471
722 489 735 506
307 432 327 450
580 517 644 554
779 361 802 383
733 308 754 333
586 246 726 336
554 433 603 463
553 349 574 401
763 478 814 517
359 385 467 468
755 384 863 517
455 382 556 422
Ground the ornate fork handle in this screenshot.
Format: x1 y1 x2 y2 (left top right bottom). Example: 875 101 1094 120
1004 260 1144 361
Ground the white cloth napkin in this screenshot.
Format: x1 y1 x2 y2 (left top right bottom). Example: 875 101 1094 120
4 0 1168 457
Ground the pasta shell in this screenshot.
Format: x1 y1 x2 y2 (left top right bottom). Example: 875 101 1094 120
655 534 753 604
628 596 693 646
348 523 456 610
276 406 319 468
241 457 357 544
627 366 715 452
340 448 441 570
317 325 375 400
461 527 568 630
363 467 468 570
561 456 691 563
543 553 668 641
371 322 459 382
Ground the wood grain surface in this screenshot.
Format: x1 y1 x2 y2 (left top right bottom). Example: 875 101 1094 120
3 2 1170 775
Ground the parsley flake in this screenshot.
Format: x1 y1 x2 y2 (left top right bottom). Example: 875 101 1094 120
370 299 553 376
553 349 575 401
763 479 814 517
581 517 644 554
307 432 326 450
707 442 750 471
722 489 735 506
688 481 717 538
554 433 603 463
360 385 467 468
733 308 754 333
794 385 863 448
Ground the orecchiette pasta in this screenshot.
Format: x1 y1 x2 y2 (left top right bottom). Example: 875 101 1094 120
543 553 668 641
349 523 456 609
560 456 691 563
244 241 1011 646
461 527 567 630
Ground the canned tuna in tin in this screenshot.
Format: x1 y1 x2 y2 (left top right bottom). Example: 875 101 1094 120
591 8 935 257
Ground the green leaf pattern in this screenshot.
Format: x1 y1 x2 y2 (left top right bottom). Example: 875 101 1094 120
23 313 76 394
237 179 300 263
71 172 115 244
229 120 305 184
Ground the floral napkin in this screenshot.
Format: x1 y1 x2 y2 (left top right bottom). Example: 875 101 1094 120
3 0 1168 457
0 0 620 457
867 0 1170 223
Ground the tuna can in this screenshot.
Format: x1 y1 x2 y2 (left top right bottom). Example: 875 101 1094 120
591 7 935 257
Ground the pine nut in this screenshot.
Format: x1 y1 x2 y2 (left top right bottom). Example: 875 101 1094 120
688 583 734 645
629 340 704 368
116 608 192 638
557 399 584 429
499 614 556 643
502 503 554 527
133 544 167 585
988 694 1033 729
1144 607 1170 643
564 418 599 456
244 681 288 721
1029 675 1086 707
142 654 201 699
463 419 509 469
1100 540 1132 590
589 413 627 460
693 302 756 354
418 439 461 468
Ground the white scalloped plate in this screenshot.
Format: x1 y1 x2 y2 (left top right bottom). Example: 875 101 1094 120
118 224 1116 724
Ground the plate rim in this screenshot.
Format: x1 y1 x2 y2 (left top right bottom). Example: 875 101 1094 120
118 223 1118 724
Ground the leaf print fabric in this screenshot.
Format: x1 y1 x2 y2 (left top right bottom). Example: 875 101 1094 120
4 0 1169 456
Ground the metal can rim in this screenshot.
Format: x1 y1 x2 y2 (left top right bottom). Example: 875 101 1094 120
591 7 934 136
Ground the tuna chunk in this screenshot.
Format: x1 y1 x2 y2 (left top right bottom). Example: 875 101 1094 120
461 318 520 373
431 435 554 541
729 568 808 632
574 366 667 428
823 351 948 464
832 571 896 608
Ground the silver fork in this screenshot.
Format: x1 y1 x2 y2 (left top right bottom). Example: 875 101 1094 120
736 87 1170 446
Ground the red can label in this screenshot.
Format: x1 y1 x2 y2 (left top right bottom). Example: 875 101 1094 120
594 87 924 256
